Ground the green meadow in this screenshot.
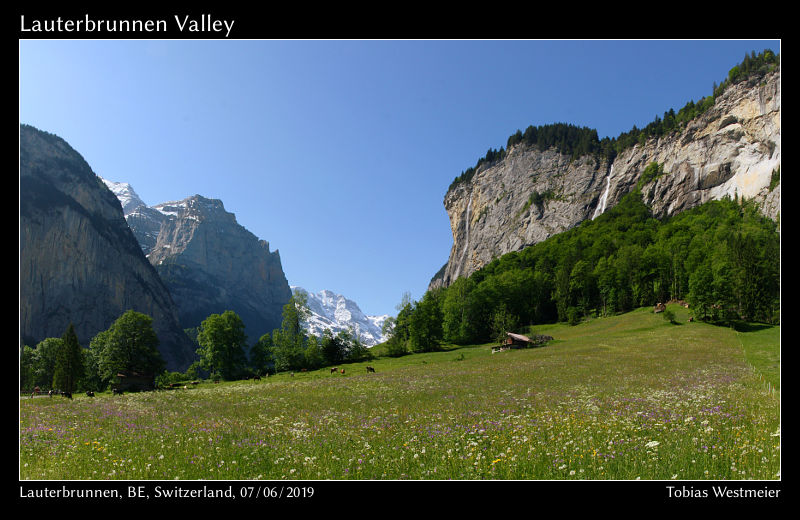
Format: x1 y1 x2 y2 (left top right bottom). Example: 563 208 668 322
19 305 780 480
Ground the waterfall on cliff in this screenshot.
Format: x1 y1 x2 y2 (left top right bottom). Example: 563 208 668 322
452 196 472 280
592 165 614 220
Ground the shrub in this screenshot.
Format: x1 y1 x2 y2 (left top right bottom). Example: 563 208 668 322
567 307 581 326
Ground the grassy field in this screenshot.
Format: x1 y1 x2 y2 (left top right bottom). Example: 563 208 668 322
19 305 780 480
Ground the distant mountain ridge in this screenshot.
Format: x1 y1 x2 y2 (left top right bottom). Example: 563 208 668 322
292 287 389 347
102 179 387 347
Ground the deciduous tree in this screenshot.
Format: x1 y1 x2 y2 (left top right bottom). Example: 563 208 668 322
196 310 248 380
94 310 165 382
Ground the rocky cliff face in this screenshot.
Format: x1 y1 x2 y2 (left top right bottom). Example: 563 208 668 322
19 125 197 371
140 195 292 344
100 178 166 255
430 70 780 290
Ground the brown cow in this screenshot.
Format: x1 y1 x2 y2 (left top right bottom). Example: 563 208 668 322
253 375 261 381
340 369 345 375
366 366 375 373
330 367 338 374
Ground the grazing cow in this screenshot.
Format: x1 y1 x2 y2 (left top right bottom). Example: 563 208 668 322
330 367 338 374
112 388 123 395
366 366 375 373
61 391 73 400
86 391 95 397
214 380 220 384
48 390 53 398
290 372 294 377
301 368 307 372
253 375 261 381
191 381 200 385
688 316 694 322
340 369 345 375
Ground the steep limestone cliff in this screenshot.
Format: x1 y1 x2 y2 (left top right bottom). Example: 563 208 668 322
602 70 780 221
144 195 292 343
430 148 605 289
430 70 780 290
20 125 196 371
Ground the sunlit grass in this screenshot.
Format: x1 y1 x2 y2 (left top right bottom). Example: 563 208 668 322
736 324 780 393
20 306 779 480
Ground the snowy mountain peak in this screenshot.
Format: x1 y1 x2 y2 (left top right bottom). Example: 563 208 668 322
291 286 389 347
100 177 147 215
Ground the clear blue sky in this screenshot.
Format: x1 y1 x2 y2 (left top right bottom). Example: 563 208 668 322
19 39 780 317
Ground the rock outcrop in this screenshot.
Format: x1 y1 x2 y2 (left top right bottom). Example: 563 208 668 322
20 125 196 371
141 195 292 344
430 70 780 290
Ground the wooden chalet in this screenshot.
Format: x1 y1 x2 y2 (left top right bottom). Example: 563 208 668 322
492 332 552 353
505 332 533 347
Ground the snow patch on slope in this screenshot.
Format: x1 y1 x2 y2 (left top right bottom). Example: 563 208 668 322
100 177 147 215
292 286 389 347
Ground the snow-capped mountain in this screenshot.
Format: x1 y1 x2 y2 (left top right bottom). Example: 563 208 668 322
101 177 168 254
101 179 292 341
100 178 147 215
292 287 389 347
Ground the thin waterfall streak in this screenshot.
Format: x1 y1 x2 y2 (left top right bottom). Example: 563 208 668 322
453 196 472 280
593 165 614 220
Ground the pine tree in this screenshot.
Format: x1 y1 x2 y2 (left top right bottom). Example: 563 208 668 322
52 323 84 393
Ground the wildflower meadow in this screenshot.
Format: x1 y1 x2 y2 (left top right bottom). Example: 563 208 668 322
19 305 779 481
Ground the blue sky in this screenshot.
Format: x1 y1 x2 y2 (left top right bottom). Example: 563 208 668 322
19 39 780 317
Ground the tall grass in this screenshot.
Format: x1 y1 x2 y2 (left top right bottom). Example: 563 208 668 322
20 306 780 480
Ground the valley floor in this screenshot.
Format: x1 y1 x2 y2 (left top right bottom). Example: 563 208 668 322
20 305 780 481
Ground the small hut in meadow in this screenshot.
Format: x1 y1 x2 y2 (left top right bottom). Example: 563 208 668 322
505 332 533 347
493 332 553 353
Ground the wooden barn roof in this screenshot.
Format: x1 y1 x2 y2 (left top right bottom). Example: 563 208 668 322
506 332 532 343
